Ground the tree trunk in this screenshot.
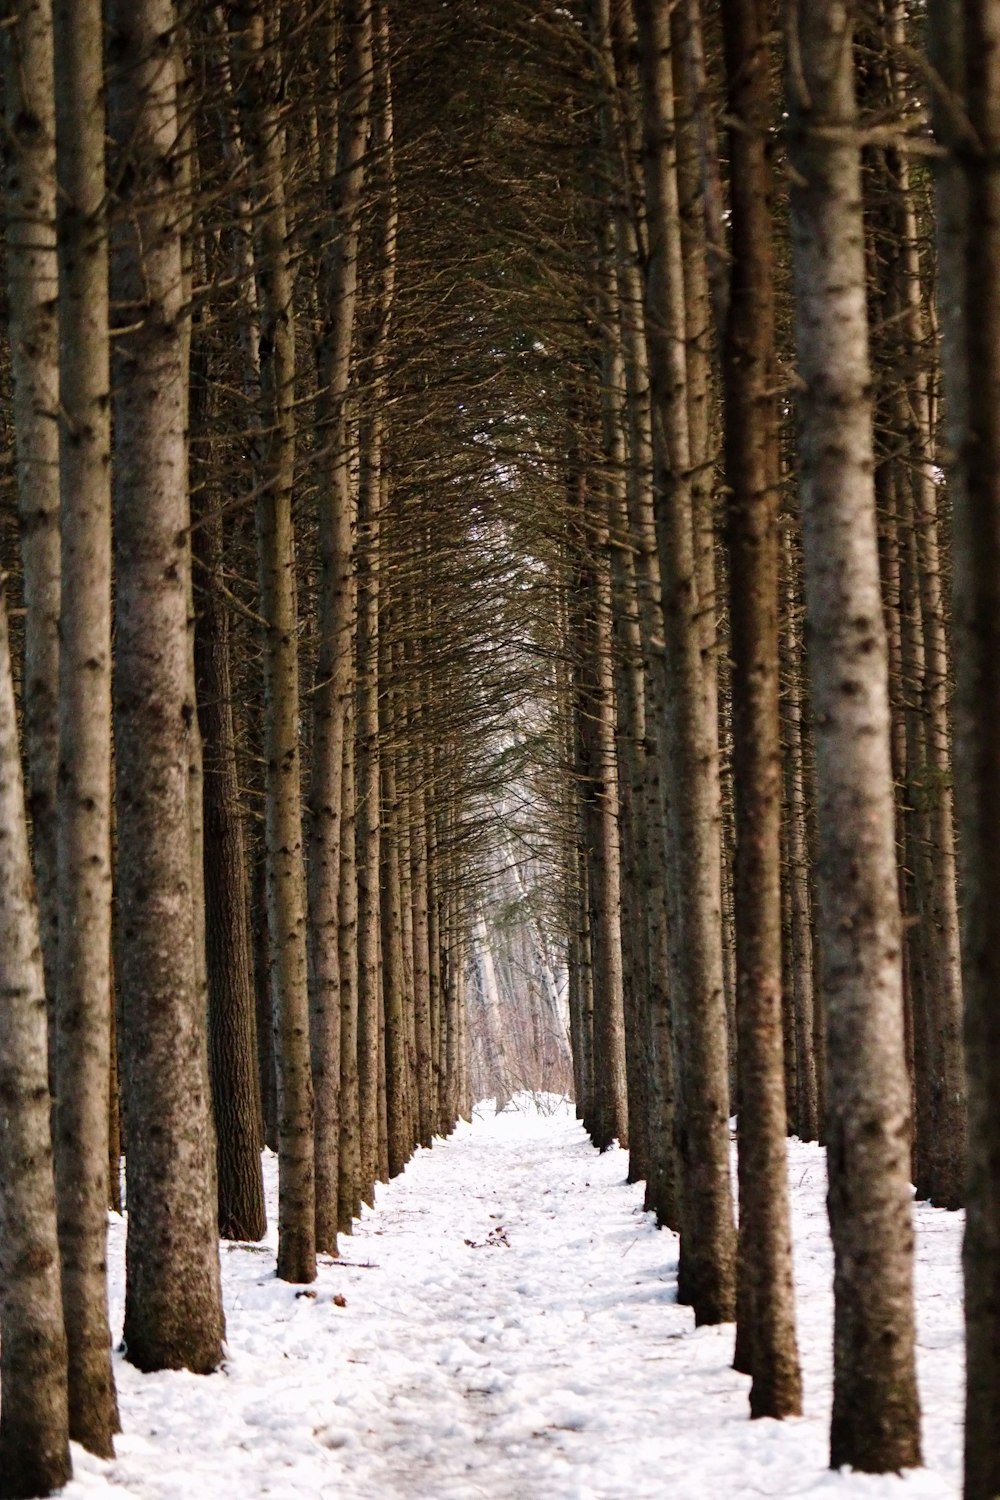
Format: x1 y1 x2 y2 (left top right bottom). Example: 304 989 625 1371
355 387 383 1202
721 0 801 1420
50 0 119 1450
381 663 414 1175
231 0 316 1285
929 0 1000 1491
3 0 61 1057
785 0 920 1470
338 694 362 1231
632 0 736 1326
308 0 374 1257
192 401 266 1243
0 582 70 1500
781 530 819 1143
109 0 225 1374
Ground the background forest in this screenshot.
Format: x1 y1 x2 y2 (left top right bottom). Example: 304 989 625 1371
0 0 997 1498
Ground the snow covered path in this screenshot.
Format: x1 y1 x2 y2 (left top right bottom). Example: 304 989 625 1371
69 1101 963 1500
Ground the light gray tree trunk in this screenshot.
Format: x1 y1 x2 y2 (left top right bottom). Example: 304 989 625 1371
785 0 920 1470
631 0 736 1326
231 0 316 1285
0 582 70 1500
51 0 119 1451
109 0 225 1371
308 0 374 1255
3 0 60 1068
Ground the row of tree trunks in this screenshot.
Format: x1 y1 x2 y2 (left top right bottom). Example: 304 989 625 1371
570 0 961 1477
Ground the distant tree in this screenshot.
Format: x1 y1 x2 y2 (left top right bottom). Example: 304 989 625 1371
632 0 736 1327
190 345 267 1244
230 0 316 1285
308 0 374 1252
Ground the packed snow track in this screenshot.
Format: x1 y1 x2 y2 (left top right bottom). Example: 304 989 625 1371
71 1098 962 1500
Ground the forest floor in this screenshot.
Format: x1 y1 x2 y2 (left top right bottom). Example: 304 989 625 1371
68 1098 962 1500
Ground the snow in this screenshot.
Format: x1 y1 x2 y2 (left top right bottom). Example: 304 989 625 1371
64 1096 962 1500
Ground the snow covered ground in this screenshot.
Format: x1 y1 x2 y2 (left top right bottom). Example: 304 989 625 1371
66 1097 963 1500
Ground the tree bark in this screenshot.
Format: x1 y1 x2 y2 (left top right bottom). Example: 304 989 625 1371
109 0 225 1372
721 0 801 1420
785 0 920 1470
192 395 267 1243
929 0 1000 1490
0 581 70 1500
632 0 736 1325
231 0 316 1285
51 0 119 1450
2 0 61 1055
308 0 374 1256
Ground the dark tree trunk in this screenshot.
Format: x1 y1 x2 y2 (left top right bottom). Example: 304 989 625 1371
929 0 1000 1491
192 392 266 1244
721 0 801 1421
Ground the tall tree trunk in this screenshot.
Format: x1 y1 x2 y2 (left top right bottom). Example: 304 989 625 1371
721 0 801 1420
930 0 1000 1491
355 433 382 1200
781 530 819 1143
570 430 629 1152
785 0 920 1470
50 0 119 1450
231 0 316 1285
632 0 736 1325
337 694 362 1231
381 658 414 1175
192 386 266 1243
409 734 435 1147
0 582 70 1500
109 0 225 1373
2 0 61 1054
308 0 374 1256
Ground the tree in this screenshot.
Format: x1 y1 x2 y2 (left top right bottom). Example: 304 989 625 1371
51 0 120 1451
308 0 374 1253
109 0 226 1370
0 579 71 1500
231 0 316 1285
2 0 61 1045
191 347 267 1243
632 0 736 1326
785 0 921 1470
721 0 801 1420
929 0 1000 1490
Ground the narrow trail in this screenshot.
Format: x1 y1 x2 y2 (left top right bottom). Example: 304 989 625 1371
72 1102 962 1500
